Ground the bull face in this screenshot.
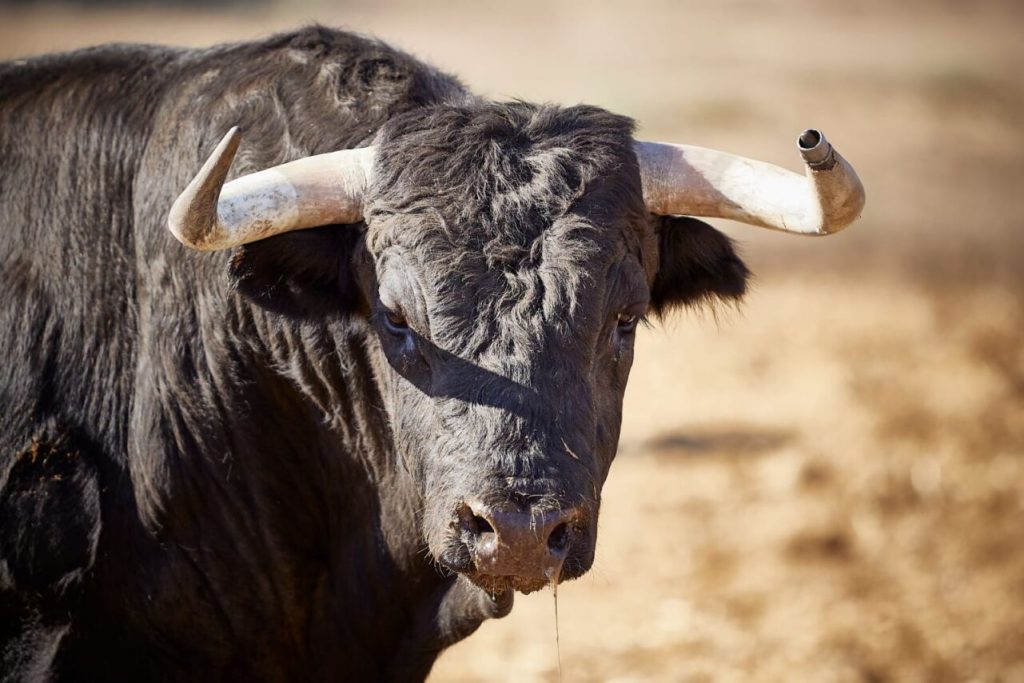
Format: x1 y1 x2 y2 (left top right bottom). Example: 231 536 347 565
217 102 750 595
224 102 749 594
347 103 746 593
359 233 632 593
190 100 754 594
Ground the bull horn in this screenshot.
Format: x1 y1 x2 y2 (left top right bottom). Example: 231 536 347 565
167 127 375 251
635 129 865 235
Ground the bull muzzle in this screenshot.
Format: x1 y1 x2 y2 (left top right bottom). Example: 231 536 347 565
438 499 592 594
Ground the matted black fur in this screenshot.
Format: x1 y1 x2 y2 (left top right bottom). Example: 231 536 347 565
0 26 747 681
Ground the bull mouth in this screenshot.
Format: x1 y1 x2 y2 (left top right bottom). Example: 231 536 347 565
440 546 593 596
463 571 553 596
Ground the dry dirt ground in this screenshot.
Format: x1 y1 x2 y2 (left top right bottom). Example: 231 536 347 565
2 1 1022 681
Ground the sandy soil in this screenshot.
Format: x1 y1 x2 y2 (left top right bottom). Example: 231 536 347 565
2 1 1022 680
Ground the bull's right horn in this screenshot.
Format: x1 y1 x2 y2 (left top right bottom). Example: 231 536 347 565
635 129 865 235
168 127 376 251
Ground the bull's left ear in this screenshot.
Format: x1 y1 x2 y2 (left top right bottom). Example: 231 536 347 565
649 216 750 315
228 225 364 319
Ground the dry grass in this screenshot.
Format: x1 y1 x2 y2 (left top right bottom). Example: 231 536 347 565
2 0 1023 680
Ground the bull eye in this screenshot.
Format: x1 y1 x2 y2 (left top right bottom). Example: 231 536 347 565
616 312 639 334
382 308 409 334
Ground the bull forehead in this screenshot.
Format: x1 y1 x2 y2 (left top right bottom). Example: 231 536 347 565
364 101 650 358
364 101 646 254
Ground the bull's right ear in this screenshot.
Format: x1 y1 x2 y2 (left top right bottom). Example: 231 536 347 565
649 216 750 316
228 225 365 319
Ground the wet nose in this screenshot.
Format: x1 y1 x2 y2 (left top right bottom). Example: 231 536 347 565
457 500 583 582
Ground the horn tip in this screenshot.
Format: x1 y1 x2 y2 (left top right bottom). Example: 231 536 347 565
798 128 822 150
166 127 243 250
798 128 836 170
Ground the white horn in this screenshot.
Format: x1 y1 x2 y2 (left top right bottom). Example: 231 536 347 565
167 127 375 251
635 129 865 235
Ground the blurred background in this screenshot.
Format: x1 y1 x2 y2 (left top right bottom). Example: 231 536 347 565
3 0 1022 680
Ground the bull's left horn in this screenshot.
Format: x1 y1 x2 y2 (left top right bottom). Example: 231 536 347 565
635 129 865 235
167 127 376 251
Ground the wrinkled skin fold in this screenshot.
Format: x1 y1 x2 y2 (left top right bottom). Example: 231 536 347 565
0 27 748 681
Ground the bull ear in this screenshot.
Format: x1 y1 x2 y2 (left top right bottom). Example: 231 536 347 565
228 225 364 319
649 216 750 316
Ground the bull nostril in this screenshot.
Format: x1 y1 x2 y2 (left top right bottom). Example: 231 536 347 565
471 514 494 536
456 503 497 545
547 521 571 555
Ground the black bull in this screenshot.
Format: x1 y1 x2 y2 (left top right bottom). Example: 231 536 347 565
0 27 748 680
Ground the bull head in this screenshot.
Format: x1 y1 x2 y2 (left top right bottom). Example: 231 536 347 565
167 115 864 595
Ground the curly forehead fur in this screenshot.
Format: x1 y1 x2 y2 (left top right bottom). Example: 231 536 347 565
364 102 651 351
369 100 645 241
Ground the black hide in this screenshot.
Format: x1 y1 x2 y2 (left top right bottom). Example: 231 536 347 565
0 26 748 681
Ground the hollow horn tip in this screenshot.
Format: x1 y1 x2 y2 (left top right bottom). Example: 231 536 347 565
797 128 835 169
795 127 866 234
167 127 242 250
